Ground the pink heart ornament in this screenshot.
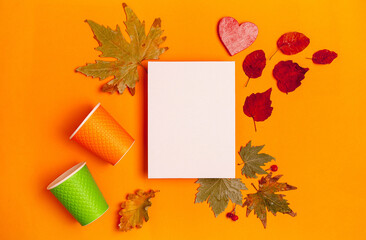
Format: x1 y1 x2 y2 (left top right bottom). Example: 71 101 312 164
218 17 258 56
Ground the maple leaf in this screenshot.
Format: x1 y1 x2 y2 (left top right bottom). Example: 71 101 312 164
311 49 338 64
273 60 309 94
243 88 273 132
270 32 310 60
243 173 297 228
239 141 275 178
76 3 168 95
119 189 158 232
242 50 266 87
195 178 247 217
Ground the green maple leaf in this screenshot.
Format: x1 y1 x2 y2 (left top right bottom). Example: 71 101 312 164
195 178 247 217
76 3 168 95
239 141 275 178
243 173 297 228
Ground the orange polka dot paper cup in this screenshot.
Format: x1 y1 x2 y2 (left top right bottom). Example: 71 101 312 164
70 103 135 165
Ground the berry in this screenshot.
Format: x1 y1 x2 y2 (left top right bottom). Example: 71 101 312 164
270 165 278 172
231 215 239 221
226 212 234 218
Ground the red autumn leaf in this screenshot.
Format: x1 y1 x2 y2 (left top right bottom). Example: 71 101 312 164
270 32 310 60
243 88 273 131
243 50 266 87
311 49 338 64
273 60 309 94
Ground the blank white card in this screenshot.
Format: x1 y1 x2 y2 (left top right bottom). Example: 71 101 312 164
148 62 235 178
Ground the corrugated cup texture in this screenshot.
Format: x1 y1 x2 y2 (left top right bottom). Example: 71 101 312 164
49 163 108 226
70 104 135 165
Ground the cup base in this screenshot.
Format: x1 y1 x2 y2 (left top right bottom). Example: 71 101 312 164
113 140 136 166
82 206 109 226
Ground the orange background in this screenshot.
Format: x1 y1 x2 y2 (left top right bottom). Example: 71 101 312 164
1 0 365 239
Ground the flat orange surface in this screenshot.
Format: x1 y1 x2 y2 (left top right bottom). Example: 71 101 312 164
1 0 365 239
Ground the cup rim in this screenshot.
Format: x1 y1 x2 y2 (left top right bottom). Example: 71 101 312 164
69 103 101 140
47 162 86 190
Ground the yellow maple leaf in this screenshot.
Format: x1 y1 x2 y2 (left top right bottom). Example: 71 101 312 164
76 3 168 95
118 189 158 232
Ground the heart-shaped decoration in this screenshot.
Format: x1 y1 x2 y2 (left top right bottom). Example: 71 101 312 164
218 17 258 56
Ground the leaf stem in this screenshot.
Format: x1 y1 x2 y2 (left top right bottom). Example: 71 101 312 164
252 118 257 132
305 57 313 60
251 183 258 191
245 77 250 87
269 48 279 61
138 62 147 72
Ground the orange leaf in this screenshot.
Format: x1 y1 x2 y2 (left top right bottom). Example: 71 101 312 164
118 189 158 232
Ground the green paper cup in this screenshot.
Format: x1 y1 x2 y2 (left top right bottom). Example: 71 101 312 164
47 162 109 226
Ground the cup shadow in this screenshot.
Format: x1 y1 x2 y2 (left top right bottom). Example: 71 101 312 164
60 103 111 165
43 104 109 224
39 160 81 225
61 103 95 140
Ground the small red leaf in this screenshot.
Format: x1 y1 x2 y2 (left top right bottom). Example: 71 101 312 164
311 49 338 64
243 50 266 87
273 60 309 94
243 88 273 131
277 32 310 55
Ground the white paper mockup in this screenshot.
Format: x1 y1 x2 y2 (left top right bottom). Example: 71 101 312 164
148 61 235 178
